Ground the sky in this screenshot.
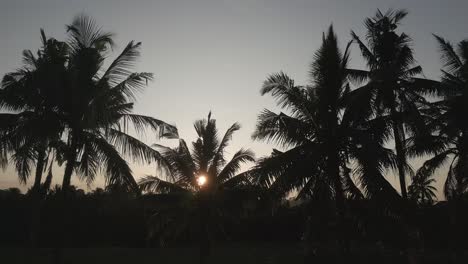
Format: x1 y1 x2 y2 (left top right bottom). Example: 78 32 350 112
0 0 467 198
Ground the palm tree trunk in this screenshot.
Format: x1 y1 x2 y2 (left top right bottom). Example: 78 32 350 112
32 146 47 191
330 151 349 256
62 137 78 191
390 104 425 263
391 108 408 200
390 107 420 263
62 158 75 190
327 110 350 257
29 145 48 247
59 137 78 252
43 166 53 191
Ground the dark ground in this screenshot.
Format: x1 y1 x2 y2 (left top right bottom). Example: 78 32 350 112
0 244 461 264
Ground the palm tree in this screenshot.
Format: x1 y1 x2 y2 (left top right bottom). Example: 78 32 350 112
139 112 255 263
0 30 67 192
406 35 468 261
57 14 177 193
0 31 69 247
418 35 468 199
408 175 437 206
406 35 468 200
348 9 431 199
250 26 401 255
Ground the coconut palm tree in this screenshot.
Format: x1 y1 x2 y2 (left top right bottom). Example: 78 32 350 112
0 30 67 192
250 26 402 255
406 35 468 200
425 35 468 199
408 175 437 206
139 112 255 263
406 36 468 260
0 30 69 247
348 9 432 199
57 14 177 193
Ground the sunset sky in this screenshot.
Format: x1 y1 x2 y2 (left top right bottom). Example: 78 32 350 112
1 0 467 198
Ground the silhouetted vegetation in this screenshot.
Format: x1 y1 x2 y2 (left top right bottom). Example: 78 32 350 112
1 8 468 264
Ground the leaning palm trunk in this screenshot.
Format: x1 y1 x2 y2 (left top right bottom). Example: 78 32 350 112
32 146 47 191
62 158 75 191
391 105 408 200
62 135 79 192
29 144 47 247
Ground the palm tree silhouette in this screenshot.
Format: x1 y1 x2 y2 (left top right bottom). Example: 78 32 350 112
411 35 468 199
57 14 177 192
408 175 437 206
250 26 401 257
139 112 255 263
348 9 431 199
404 35 468 261
0 30 67 192
0 30 69 247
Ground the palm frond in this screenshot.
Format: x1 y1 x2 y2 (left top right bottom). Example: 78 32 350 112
110 72 154 102
139 175 189 194
415 150 453 181
100 41 144 86
106 128 165 164
351 31 376 66
82 131 139 193
346 68 371 85
66 13 114 51
218 148 255 184
120 113 178 138
434 34 463 74
252 110 312 148
211 122 241 171
261 72 311 117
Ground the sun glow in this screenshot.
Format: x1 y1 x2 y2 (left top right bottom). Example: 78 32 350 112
197 175 207 186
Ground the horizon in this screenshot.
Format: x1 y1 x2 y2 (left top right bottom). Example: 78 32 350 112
1 0 468 199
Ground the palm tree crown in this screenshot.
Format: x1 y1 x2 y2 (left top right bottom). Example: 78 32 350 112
140 112 254 194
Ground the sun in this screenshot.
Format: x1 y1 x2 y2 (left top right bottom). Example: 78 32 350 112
197 175 207 186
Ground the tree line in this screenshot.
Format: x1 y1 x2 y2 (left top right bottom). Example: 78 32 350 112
1 9 468 264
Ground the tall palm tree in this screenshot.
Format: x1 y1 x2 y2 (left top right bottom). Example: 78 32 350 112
57 14 177 192
418 35 468 199
139 113 255 263
348 9 430 199
0 29 67 192
0 30 69 247
250 26 401 254
405 36 468 260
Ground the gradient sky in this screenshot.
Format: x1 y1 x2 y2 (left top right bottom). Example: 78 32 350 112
1 0 467 198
